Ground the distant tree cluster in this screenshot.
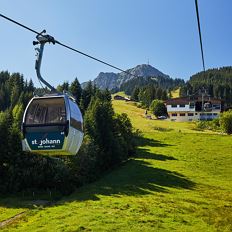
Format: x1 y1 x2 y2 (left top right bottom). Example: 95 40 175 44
0 72 136 195
128 85 168 118
120 76 185 96
180 67 232 107
0 71 34 113
119 76 184 112
133 85 168 107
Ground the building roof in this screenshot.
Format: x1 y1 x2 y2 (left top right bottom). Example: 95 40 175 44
195 96 222 104
114 95 125 99
165 97 192 105
165 96 222 105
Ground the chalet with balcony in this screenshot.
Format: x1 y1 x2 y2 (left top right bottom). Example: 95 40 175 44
165 96 222 122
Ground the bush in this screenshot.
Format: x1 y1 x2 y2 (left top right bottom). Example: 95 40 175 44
67 137 98 186
150 100 167 117
195 119 220 132
220 110 232 134
113 113 136 158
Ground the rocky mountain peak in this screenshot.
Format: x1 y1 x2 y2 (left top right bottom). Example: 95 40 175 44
82 64 169 90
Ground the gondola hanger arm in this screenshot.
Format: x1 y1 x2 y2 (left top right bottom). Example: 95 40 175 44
34 31 57 92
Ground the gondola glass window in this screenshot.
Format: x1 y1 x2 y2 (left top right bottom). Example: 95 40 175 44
26 98 66 124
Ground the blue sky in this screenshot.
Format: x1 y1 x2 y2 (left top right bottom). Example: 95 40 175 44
0 0 231 87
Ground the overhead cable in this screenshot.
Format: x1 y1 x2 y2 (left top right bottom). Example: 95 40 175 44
194 0 206 72
0 13 139 78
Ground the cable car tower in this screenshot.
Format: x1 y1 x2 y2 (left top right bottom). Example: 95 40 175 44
21 32 84 156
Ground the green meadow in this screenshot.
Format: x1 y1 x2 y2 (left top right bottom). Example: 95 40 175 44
1 99 232 231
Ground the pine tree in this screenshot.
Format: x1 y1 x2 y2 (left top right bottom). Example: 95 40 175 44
156 88 163 100
80 81 94 113
69 78 82 104
85 96 122 170
12 103 24 127
131 86 140 101
161 90 168 100
57 81 69 92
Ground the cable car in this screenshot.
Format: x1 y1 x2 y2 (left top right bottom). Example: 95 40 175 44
22 94 83 155
21 32 84 155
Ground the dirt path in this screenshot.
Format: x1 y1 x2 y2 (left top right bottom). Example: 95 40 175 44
0 211 27 228
0 200 51 229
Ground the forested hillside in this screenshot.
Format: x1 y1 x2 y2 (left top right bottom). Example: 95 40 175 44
120 76 185 96
119 76 184 108
180 67 232 106
0 71 135 196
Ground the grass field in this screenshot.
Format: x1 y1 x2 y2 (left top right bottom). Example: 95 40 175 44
1 99 232 231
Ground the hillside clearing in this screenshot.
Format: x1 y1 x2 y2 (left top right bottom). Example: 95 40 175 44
171 88 180 98
1 99 232 231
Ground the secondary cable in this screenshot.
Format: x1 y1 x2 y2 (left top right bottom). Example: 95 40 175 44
195 0 206 72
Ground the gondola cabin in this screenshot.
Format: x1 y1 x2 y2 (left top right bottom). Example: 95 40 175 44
22 94 83 155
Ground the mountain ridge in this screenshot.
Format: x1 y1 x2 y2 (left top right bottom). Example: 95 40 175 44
81 64 170 90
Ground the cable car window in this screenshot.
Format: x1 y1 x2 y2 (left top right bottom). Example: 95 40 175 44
68 99 83 131
69 99 83 122
46 105 65 123
25 97 66 124
26 103 38 124
33 106 46 124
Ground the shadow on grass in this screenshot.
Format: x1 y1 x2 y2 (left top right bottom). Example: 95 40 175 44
0 138 191 208
136 148 177 161
62 158 195 203
0 194 58 210
64 137 189 202
134 135 177 161
135 136 171 148
0 158 195 208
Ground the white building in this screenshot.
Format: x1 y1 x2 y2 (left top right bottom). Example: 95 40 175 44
165 97 222 122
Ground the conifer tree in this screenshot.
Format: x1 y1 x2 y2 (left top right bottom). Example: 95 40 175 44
69 77 82 104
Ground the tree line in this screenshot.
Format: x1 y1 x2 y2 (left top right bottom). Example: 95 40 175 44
119 76 185 96
120 66 232 109
118 75 184 109
0 71 136 196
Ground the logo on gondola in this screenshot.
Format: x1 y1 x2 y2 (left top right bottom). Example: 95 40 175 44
26 131 65 150
32 138 61 146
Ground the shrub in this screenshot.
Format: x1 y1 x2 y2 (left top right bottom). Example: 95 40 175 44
150 100 167 117
113 113 136 158
67 137 98 186
220 110 232 134
195 119 220 132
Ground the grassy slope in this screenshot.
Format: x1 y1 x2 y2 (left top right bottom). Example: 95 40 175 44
171 88 180 98
1 100 232 231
